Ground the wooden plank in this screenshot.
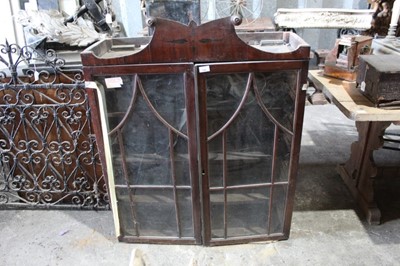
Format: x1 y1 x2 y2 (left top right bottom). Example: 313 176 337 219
308 70 400 122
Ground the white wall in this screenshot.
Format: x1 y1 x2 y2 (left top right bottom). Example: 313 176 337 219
112 0 143 37
0 0 25 45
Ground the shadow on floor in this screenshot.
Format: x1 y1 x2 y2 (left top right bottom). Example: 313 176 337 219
295 164 356 212
374 173 400 224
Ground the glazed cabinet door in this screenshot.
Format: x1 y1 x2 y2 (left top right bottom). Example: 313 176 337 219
87 59 307 246
196 61 307 246
89 63 202 244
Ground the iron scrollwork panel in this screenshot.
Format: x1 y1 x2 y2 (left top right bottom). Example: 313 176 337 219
0 87 107 208
0 42 108 209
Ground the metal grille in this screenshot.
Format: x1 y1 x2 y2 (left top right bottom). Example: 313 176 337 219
0 42 108 209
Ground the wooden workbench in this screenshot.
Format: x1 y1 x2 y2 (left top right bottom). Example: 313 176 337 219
308 70 400 224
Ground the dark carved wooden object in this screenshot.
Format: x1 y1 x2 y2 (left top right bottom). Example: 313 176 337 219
81 16 310 65
337 121 391 224
82 17 310 245
357 54 400 107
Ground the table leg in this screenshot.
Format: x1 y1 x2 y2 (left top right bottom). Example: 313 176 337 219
337 121 391 224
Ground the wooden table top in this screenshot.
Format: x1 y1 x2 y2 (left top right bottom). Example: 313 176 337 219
308 70 400 122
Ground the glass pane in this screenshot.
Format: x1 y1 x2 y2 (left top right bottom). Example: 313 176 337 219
101 75 135 131
208 133 223 188
141 74 187 133
210 190 224 238
254 71 297 131
117 188 181 237
115 187 139 237
177 189 195 237
101 74 187 133
209 187 270 238
205 70 297 241
206 73 248 136
120 188 195 238
97 72 195 240
206 73 277 187
225 104 274 186
269 185 288 234
227 187 270 237
174 135 191 186
95 74 191 187
274 129 292 182
110 95 173 186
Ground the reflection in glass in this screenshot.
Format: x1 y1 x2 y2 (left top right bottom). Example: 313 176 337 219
270 185 288 234
210 187 270 238
210 191 224 238
226 187 269 237
97 73 194 239
274 129 292 182
117 188 193 237
206 70 297 239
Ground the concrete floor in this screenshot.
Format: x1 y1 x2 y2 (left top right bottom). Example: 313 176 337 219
1 104 400 266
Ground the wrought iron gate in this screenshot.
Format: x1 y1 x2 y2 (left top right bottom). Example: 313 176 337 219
0 42 108 209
